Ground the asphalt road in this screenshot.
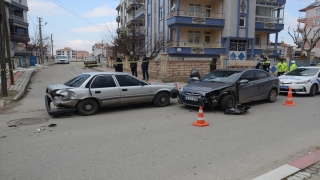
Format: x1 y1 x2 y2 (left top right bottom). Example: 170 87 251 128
0 62 319 180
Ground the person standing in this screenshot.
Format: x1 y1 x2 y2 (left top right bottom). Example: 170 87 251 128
141 54 150 81
289 60 297 71
255 59 264 70
262 57 270 72
277 59 287 76
114 57 123 72
129 52 138 77
210 58 217 72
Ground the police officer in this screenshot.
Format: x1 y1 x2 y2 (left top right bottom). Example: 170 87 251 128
262 57 270 72
277 59 287 76
289 60 297 71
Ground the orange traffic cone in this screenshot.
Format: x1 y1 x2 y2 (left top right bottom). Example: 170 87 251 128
193 106 209 127
283 87 295 106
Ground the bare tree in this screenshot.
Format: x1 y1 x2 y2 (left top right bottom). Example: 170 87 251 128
288 24 320 64
26 26 51 58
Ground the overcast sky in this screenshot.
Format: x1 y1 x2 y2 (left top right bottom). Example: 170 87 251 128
27 0 316 54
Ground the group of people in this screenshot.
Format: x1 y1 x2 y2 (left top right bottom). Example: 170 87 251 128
256 57 298 76
114 52 150 81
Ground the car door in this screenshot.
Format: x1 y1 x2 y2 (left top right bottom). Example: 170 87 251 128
238 70 259 103
89 75 121 106
114 75 152 104
253 70 272 99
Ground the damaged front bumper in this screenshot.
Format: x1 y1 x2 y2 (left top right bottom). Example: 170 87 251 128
177 92 221 108
45 95 77 117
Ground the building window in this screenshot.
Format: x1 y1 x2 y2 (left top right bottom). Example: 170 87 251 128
230 39 247 51
255 35 260 46
188 31 200 44
189 4 200 16
148 14 151 26
314 19 319 26
204 32 211 44
316 8 320 15
313 30 319 37
239 14 246 27
204 5 211 17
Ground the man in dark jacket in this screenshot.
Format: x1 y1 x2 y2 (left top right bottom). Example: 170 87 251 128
114 57 123 72
141 54 149 80
210 58 217 72
129 52 138 77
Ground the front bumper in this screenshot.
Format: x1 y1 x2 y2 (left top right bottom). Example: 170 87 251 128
45 95 76 117
171 90 179 99
177 93 206 107
280 84 309 94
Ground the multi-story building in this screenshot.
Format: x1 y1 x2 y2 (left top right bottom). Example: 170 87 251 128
76 50 89 59
3 0 30 58
297 0 320 58
116 0 286 61
56 47 76 58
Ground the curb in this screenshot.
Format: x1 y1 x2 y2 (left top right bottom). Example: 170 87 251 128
253 149 320 180
12 70 34 101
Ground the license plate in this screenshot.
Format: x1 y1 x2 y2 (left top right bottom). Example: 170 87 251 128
185 96 198 101
280 86 289 89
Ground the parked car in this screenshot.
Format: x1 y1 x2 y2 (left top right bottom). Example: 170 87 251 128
45 72 179 116
278 67 320 96
178 68 280 111
57 55 69 64
84 56 98 67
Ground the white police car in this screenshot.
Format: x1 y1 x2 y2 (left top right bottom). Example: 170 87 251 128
279 67 320 96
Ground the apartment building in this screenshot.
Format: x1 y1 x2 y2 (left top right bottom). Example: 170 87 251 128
56 47 76 58
297 0 320 58
116 0 286 61
76 50 89 59
3 0 30 57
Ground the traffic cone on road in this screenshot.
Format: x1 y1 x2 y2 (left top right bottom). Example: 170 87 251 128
283 87 295 106
193 106 209 127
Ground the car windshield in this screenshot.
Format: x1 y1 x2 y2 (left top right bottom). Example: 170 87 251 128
285 68 319 76
64 74 91 87
59 56 67 59
201 71 242 83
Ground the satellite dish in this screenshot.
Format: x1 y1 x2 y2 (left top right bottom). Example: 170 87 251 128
171 4 176 11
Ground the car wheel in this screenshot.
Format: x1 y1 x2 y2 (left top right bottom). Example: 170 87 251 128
309 84 317 96
266 89 277 102
77 99 99 116
221 95 235 111
154 92 170 107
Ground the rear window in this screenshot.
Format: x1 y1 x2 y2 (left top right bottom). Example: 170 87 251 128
64 74 90 87
58 56 68 59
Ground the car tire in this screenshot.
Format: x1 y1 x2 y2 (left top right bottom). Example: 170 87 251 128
154 92 170 107
309 84 317 96
266 88 277 102
221 95 235 111
77 99 99 116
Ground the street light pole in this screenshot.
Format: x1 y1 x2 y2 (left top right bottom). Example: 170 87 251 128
38 17 44 64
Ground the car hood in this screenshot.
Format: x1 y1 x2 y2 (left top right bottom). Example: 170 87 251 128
47 84 75 91
182 81 233 94
279 76 313 83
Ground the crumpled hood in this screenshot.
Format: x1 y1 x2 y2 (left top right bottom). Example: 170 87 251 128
182 81 232 94
47 84 74 91
279 76 313 83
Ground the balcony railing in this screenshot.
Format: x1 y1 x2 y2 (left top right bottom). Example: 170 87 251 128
297 16 306 23
116 16 120 22
249 44 283 50
135 5 145 15
9 15 28 23
167 10 224 19
171 41 224 48
255 16 283 23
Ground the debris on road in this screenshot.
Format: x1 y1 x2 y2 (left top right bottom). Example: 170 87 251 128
48 123 57 127
224 106 251 115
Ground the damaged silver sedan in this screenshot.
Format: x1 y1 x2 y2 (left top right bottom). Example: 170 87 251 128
45 72 179 116
178 68 280 111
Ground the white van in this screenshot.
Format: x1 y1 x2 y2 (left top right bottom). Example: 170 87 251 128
57 55 69 64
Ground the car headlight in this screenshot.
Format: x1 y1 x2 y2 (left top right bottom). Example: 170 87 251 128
56 89 74 99
295 80 309 84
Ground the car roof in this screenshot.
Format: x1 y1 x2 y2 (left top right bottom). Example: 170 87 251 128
81 72 129 76
215 68 248 71
298 66 320 69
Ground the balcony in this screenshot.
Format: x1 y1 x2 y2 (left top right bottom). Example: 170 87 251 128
11 0 28 11
10 32 30 43
171 41 224 48
126 16 137 27
297 16 306 23
255 19 284 32
248 44 283 50
126 0 137 14
134 6 145 19
167 10 224 28
116 16 120 23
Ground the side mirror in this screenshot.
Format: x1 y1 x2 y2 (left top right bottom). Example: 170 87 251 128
190 68 201 79
239 79 249 84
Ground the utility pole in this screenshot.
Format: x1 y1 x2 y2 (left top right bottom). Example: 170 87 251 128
1 0 14 89
0 0 7 96
51 33 53 61
76 48 77 62
38 17 44 64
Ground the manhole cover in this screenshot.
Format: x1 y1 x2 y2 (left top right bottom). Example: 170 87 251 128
7 118 48 126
